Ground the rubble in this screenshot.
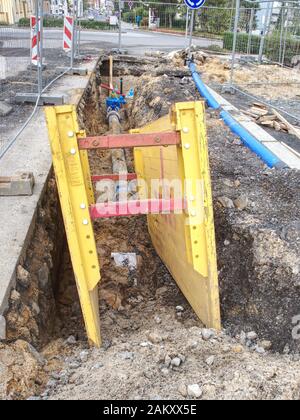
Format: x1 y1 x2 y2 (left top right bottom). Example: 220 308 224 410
187 384 203 398
0 100 12 117
0 316 6 341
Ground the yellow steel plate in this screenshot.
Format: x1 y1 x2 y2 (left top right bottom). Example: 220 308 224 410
133 102 221 330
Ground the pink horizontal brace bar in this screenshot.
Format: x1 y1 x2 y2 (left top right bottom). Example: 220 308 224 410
91 173 137 182
90 198 186 219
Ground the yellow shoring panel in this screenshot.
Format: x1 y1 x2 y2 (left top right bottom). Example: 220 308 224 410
132 102 221 330
45 105 101 347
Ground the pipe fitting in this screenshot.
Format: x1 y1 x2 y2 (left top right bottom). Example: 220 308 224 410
107 110 121 123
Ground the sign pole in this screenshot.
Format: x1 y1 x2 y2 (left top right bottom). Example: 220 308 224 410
71 0 77 70
185 7 189 48
119 0 122 51
35 0 42 96
184 0 206 57
230 0 240 88
188 9 195 58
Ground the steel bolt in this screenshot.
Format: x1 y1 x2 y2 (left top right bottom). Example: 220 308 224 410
184 143 191 150
80 203 86 210
183 127 189 134
83 219 89 225
68 131 74 138
70 148 76 155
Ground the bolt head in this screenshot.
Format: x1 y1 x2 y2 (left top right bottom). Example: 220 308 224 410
68 131 74 138
183 127 189 134
184 143 191 150
80 203 86 209
190 210 197 217
70 148 76 155
83 219 89 225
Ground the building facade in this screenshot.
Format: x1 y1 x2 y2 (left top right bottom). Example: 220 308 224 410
50 0 83 17
0 0 34 24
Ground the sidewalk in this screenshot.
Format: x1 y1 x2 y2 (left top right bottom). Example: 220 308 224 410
0 59 97 325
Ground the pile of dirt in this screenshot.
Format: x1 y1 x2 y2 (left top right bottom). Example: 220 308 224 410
47 318 300 401
164 48 300 100
0 340 45 400
201 59 300 100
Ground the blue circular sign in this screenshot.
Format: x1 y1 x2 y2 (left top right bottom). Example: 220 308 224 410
184 0 206 9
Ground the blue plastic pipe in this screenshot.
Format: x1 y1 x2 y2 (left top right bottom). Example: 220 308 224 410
188 61 285 168
189 62 220 110
220 111 284 168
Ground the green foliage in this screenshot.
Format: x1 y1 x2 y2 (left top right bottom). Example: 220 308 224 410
223 31 300 65
122 0 260 35
206 44 225 52
265 33 300 65
122 6 148 24
223 31 261 54
18 18 31 27
18 17 111 30
18 17 64 27
79 20 110 30
196 7 232 35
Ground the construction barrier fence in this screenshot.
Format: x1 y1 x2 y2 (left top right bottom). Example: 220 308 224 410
0 0 82 160
2 0 300 156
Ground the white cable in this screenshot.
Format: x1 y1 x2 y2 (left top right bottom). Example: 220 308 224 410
0 67 71 160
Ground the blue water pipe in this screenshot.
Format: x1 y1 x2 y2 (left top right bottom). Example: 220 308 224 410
188 61 285 168
220 111 284 168
189 62 220 110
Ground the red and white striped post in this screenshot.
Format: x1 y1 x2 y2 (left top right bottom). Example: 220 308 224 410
61 1 86 75
30 16 40 66
63 15 74 53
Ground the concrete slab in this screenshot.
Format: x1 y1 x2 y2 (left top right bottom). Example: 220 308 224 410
0 101 13 117
0 56 29 79
0 59 97 315
0 173 34 196
15 93 65 106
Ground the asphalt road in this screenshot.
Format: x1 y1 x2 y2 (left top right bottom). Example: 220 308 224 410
0 27 222 55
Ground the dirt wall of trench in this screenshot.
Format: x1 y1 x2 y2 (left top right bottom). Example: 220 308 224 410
124 61 300 354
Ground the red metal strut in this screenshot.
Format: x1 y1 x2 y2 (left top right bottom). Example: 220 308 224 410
78 132 180 150
91 173 138 182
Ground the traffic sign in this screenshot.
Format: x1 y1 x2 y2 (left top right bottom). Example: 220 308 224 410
184 0 206 10
128 1 133 9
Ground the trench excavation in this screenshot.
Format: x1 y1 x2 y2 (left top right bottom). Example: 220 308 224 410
1 53 300 400
52 57 196 345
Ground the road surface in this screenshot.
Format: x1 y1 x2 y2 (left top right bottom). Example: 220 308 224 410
0 27 222 55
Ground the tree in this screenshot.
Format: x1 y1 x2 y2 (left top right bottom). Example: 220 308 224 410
195 0 259 35
123 0 182 29
239 0 259 32
195 0 233 35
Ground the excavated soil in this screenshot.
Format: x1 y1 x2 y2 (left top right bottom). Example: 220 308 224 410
1 54 300 400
